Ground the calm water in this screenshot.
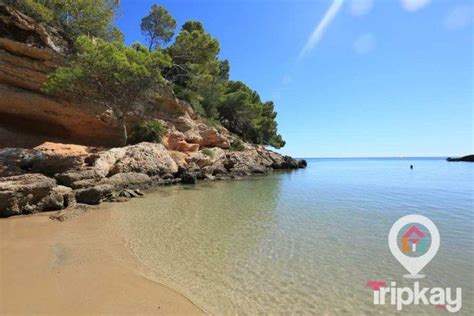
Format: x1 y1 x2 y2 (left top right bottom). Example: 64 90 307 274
117 158 473 315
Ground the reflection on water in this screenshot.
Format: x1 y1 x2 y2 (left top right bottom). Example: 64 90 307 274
117 158 473 314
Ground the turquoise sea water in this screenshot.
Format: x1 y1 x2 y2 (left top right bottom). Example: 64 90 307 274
117 158 473 314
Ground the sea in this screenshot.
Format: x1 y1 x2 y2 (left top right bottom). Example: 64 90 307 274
116 157 473 315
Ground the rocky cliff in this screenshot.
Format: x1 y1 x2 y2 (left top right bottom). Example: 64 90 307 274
0 3 230 150
0 3 306 217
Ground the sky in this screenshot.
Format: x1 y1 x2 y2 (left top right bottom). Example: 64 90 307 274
117 0 473 158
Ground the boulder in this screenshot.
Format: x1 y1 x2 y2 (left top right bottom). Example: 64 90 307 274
75 184 113 205
0 173 59 217
99 172 152 190
55 169 100 187
180 171 197 184
94 143 178 177
298 159 308 168
165 131 200 152
31 155 83 175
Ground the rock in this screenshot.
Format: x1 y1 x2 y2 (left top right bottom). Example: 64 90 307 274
34 142 92 157
49 204 93 222
94 143 178 177
124 189 139 198
75 184 113 205
181 120 230 149
99 172 152 190
70 178 100 189
204 174 215 181
168 150 188 170
55 169 100 187
165 131 200 152
0 173 59 217
53 185 76 208
0 3 126 148
0 148 43 172
180 171 197 184
447 155 474 162
119 190 132 198
298 159 308 168
31 155 83 175
0 146 84 176
161 173 174 180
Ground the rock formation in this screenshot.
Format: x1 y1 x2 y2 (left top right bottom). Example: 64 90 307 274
0 3 307 217
0 142 306 217
0 3 233 150
446 155 474 162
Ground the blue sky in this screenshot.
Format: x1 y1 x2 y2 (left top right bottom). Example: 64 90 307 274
117 0 473 158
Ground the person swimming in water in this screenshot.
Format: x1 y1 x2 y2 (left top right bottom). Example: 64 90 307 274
410 165 413 169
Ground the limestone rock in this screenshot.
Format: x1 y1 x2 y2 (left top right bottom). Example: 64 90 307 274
0 173 59 217
99 172 152 190
93 143 178 177
180 171 197 184
75 184 113 205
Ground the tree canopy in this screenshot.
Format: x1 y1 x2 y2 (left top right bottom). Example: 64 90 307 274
140 4 176 50
37 2 286 148
8 0 122 42
43 36 171 144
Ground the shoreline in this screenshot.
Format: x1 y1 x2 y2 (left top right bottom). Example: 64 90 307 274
0 206 204 315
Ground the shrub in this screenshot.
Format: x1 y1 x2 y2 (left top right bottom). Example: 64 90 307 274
230 139 245 151
6 0 121 42
128 121 165 144
201 148 214 157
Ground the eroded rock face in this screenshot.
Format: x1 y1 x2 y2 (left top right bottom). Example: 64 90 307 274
0 173 61 217
0 141 306 217
94 142 178 177
0 3 234 150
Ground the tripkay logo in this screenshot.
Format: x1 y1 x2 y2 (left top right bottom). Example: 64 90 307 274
367 214 462 313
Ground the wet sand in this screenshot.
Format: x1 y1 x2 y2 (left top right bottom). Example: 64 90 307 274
0 207 203 315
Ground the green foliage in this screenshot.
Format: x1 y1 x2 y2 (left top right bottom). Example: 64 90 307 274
229 139 245 152
129 120 165 144
6 0 55 22
165 21 225 117
140 4 176 51
181 21 204 33
6 0 121 42
218 81 285 149
43 36 171 144
201 148 214 157
23 1 286 149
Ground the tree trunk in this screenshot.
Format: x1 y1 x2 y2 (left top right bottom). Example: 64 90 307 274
121 116 128 146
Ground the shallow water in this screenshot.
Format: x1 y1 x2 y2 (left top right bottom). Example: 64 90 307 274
117 158 473 315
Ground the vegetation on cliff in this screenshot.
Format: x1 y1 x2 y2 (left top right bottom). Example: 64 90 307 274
11 1 285 149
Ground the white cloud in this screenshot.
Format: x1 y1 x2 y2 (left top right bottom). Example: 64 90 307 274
298 0 345 60
350 0 373 16
353 33 375 54
444 4 474 30
399 0 430 12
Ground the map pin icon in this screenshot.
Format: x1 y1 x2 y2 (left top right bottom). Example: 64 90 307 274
388 214 440 279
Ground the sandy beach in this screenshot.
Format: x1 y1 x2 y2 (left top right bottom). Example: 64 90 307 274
0 207 203 315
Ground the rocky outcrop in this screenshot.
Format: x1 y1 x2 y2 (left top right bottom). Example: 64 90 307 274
0 3 124 147
93 142 178 177
0 173 66 217
447 155 474 162
0 3 307 218
0 3 234 150
0 141 306 217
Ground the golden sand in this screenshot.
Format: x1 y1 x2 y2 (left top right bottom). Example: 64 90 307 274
0 207 203 315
